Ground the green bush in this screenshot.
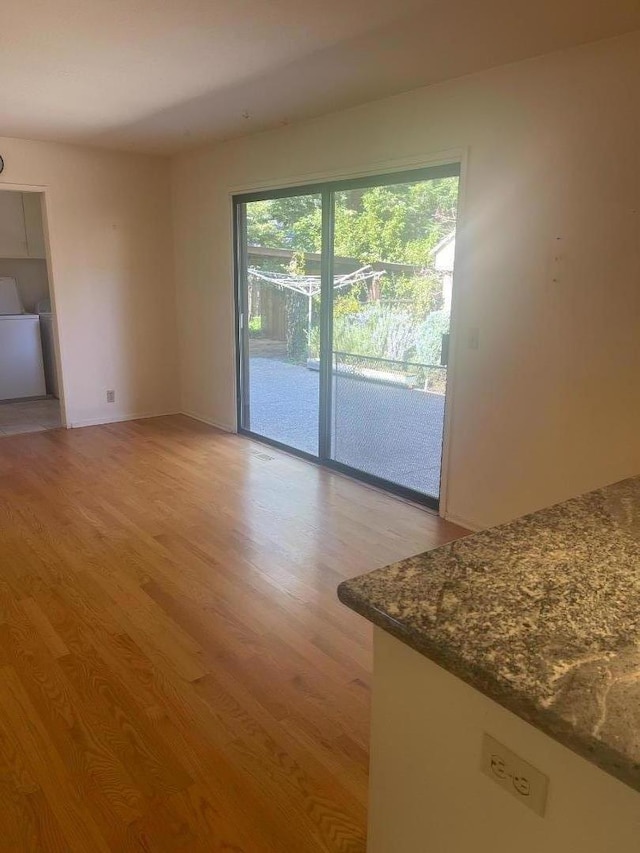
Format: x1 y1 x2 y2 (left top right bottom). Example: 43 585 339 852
333 304 416 362
414 310 450 366
308 303 450 368
285 291 309 363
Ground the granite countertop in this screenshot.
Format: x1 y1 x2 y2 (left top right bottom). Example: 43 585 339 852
338 476 640 793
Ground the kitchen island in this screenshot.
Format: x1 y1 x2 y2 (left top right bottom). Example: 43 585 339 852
339 476 640 852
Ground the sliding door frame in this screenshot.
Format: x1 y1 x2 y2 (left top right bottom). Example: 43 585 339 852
235 202 251 432
233 162 461 510
318 188 334 460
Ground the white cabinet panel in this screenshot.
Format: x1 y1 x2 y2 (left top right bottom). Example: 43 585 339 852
0 192 46 259
0 192 28 258
22 193 46 259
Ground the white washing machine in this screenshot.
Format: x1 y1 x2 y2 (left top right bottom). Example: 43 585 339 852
0 277 46 400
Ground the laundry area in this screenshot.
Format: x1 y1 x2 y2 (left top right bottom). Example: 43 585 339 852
0 190 62 436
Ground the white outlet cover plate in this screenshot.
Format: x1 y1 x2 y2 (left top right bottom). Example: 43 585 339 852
481 733 549 818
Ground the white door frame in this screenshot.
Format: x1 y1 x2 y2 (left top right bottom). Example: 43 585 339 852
0 181 68 427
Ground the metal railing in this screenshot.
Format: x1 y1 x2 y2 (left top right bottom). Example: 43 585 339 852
332 351 446 392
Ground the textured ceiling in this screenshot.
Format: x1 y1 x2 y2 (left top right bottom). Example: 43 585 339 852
1 0 639 153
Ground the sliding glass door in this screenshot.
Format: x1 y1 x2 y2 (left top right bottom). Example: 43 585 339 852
237 191 323 456
235 165 460 508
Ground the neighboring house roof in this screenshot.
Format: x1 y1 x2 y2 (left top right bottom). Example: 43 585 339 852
432 231 455 255
432 231 456 273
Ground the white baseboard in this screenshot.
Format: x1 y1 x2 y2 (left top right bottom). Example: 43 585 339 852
441 511 484 533
67 410 180 428
67 409 236 433
180 411 235 433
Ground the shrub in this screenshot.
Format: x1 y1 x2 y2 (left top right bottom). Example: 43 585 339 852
414 310 450 366
333 304 416 362
285 291 309 363
308 303 451 368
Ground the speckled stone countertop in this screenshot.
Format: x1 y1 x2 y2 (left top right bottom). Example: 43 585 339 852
338 477 640 792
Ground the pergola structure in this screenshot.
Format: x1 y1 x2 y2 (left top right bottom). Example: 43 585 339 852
247 265 385 341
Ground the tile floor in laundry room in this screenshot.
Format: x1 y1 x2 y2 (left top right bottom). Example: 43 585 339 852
0 398 62 435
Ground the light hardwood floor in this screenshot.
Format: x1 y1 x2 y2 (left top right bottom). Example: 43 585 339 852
0 415 466 852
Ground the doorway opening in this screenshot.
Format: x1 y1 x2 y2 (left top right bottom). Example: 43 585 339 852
0 189 63 437
235 164 460 510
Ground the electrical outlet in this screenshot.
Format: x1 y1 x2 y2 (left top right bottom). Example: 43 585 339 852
481 733 549 817
106 390 115 403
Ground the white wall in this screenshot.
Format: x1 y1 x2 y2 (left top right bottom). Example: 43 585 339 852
172 30 640 530
0 136 179 426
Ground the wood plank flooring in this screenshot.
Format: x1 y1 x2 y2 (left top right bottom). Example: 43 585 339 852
0 415 467 852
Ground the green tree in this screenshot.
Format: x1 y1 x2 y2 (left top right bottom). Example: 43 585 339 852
245 177 458 265
245 177 459 361
333 179 458 265
246 196 321 252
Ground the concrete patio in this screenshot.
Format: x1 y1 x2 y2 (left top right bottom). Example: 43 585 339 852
247 356 445 499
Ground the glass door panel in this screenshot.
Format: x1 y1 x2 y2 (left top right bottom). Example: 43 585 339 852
330 175 459 499
238 192 322 455
236 165 460 508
